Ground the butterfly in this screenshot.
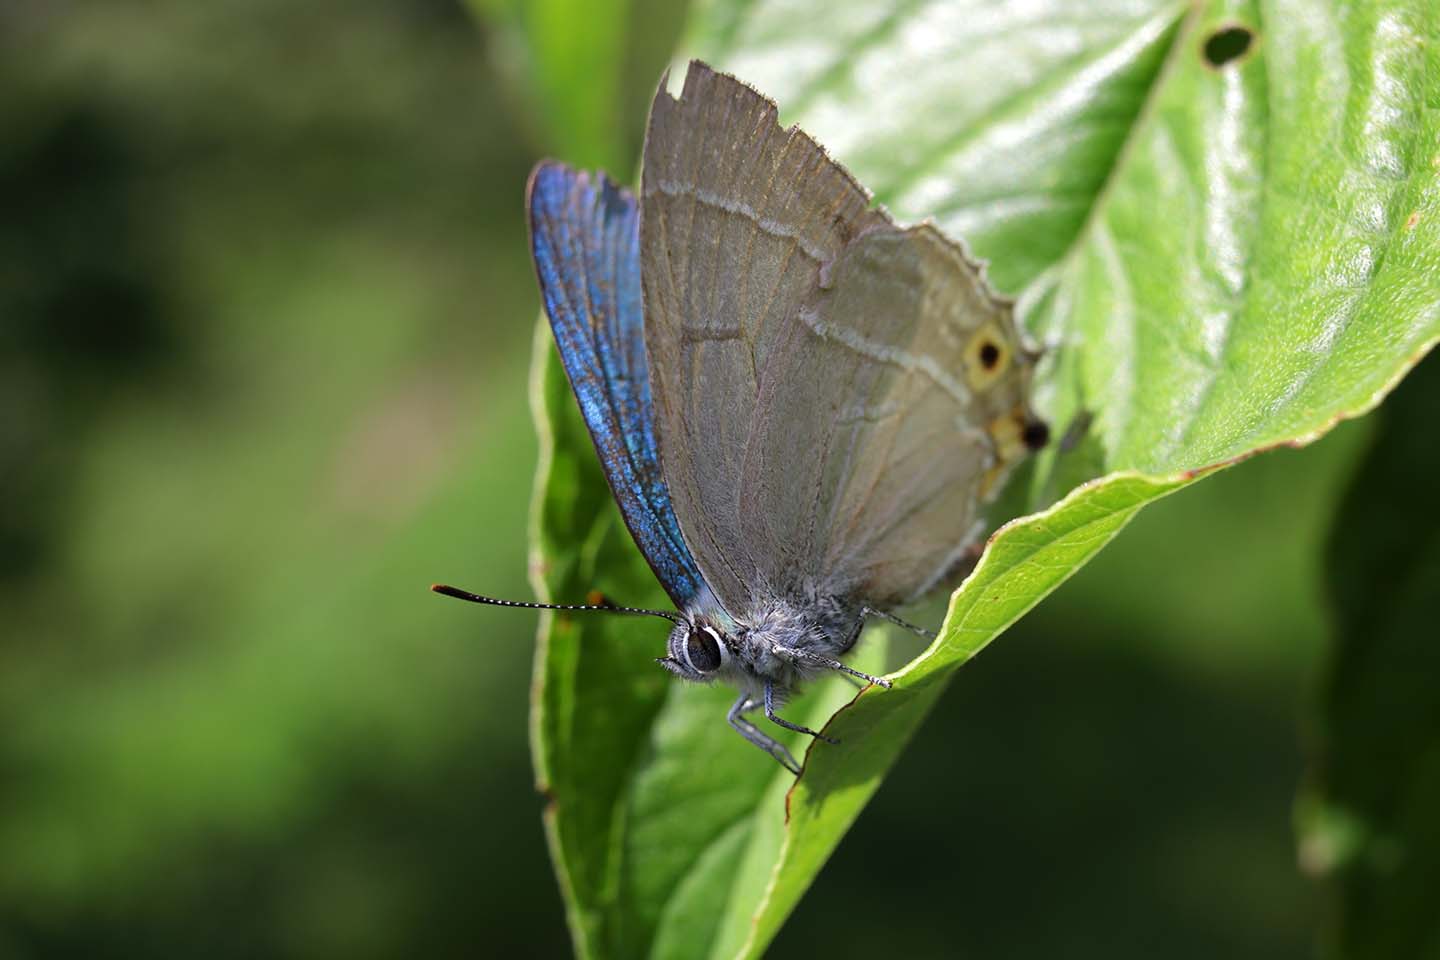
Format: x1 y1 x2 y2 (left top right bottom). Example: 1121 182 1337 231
435 61 1047 773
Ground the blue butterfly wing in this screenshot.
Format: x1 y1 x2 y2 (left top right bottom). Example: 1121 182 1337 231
527 161 704 608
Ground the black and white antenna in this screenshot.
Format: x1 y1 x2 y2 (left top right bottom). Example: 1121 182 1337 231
430 584 683 624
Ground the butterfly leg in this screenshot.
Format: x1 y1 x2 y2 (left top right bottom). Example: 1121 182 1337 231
861 605 936 640
789 647 893 689
764 682 839 745
728 694 800 774
820 656 892 689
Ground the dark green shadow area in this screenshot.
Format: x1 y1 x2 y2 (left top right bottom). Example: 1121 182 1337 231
1303 353 1440 959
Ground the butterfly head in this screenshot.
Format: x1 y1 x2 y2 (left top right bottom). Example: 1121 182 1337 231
658 616 732 682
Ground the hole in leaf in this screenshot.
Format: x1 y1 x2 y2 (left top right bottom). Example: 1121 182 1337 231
1203 25 1254 67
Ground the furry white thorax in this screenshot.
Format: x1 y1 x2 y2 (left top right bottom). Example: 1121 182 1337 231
663 584 863 698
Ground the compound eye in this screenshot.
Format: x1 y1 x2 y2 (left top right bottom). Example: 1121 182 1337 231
684 626 724 673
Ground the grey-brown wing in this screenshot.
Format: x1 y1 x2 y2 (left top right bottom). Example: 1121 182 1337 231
740 223 1042 608
640 61 888 613
641 61 1042 614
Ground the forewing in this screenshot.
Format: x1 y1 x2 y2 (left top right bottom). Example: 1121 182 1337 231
742 224 1041 608
528 161 704 607
640 61 889 614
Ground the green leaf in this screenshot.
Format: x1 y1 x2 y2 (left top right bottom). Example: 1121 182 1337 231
467 0 629 171
529 0 1440 956
468 0 689 172
1297 354 1440 959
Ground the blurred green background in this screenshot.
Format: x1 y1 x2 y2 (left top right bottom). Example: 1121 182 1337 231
0 1 1385 956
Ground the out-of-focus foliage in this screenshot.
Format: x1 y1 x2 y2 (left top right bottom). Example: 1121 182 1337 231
1 1 1432 959
0 1 562 955
468 0 688 172
1299 355 1440 959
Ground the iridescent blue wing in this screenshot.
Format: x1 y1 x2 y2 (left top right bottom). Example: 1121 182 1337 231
527 161 704 607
